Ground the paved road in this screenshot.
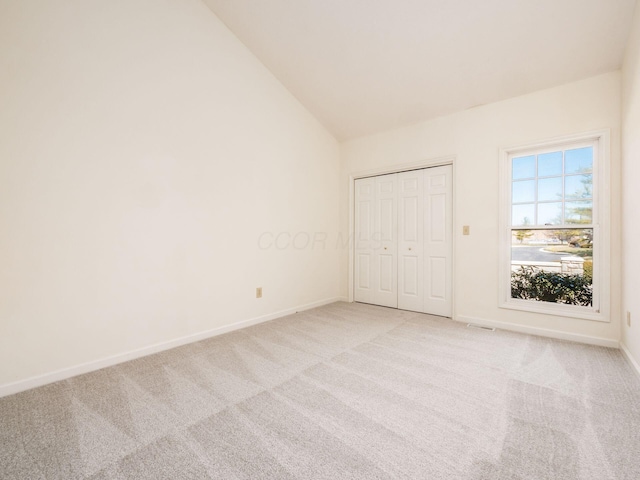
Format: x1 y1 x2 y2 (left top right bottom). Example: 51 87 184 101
511 246 565 262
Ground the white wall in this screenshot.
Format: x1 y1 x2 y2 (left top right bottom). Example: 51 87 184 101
340 72 621 344
621 4 640 369
0 0 340 390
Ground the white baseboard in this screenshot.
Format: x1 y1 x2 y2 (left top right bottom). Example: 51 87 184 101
0 296 346 399
455 315 619 348
620 342 640 379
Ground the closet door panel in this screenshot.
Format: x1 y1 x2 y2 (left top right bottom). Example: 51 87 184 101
423 166 453 317
373 174 398 308
354 178 375 304
398 170 424 312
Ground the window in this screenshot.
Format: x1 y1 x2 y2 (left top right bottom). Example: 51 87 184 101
500 131 610 321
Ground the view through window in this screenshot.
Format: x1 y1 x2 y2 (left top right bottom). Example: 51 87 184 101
509 144 595 308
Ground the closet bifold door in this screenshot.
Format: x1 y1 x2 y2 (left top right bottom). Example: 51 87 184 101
355 167 450 315
398 170 424 312
354 173 398 308
423 165 453 317
354 177 375 304
373 173 398 308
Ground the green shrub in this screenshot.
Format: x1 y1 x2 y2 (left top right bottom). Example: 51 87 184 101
511 266 592 306
583 260 593 282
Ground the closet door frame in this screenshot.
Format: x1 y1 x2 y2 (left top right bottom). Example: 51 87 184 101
349 158 455 317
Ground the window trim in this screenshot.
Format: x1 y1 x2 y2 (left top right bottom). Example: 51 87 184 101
498 130 610 322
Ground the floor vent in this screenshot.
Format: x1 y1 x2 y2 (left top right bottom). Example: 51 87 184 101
467 323 495 331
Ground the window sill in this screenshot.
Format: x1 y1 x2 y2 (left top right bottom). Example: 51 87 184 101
500 298 608 322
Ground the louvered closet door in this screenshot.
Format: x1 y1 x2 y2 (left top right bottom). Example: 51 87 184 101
423 165 453 317
398 170 424 312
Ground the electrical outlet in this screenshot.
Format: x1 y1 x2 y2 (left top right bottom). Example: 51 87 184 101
462 225 470 235
256 287 262 299
627 311 631 327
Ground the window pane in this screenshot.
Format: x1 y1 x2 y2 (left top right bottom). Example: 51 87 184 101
565 147 593 174
565 200 592 224
512 204 535 226
537 177 562 202
512 155 536 179
538 202 562 225
565 174 592 199
512 180 535 203
538 151 563 177
510 228 593 306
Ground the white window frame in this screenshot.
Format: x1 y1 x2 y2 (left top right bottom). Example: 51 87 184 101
498 130 610 322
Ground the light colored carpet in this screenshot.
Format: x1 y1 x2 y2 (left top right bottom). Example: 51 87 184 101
1 301 639 479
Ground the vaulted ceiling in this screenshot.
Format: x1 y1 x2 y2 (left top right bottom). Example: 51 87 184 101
203 0 637 140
